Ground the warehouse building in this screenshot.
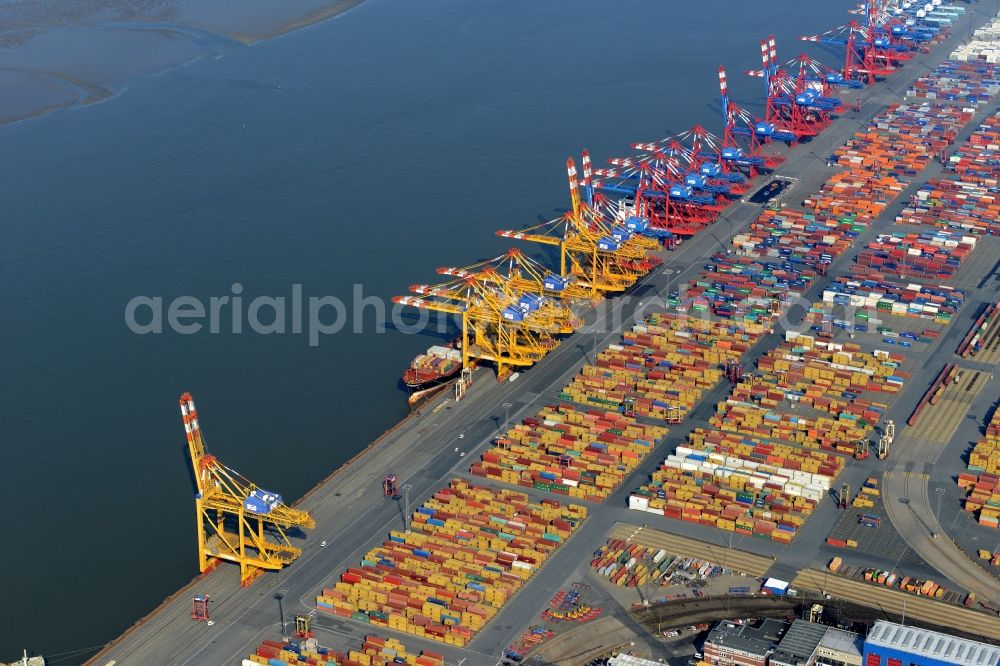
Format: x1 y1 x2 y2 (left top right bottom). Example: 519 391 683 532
863 620 1000 666
770 619 829 666
814 627 863 666
703 618 788 666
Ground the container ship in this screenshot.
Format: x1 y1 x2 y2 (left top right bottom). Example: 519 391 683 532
403 344 463 410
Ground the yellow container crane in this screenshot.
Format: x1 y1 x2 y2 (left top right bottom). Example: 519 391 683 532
496 158 661 298
179 392 315 586
496 214 650 298
436 247 597 304
411 272 576 336
394 273 567 381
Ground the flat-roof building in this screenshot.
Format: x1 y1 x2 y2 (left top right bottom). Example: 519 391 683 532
863 620 1000 666
770 619 830 666
814 627 863 666
703 618 788 666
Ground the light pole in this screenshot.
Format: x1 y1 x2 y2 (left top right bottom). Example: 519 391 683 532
934 487 945 524
403 484 413 533
274 592 286 638
502 402 512 432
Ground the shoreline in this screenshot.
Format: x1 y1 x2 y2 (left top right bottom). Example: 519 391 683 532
221 0 369 45
83 382 445 665
76 0 1000 656
0 0 368 127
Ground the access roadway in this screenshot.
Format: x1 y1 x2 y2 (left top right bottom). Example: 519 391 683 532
87 4 1000 663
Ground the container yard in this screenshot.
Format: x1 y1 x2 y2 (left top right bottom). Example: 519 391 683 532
629 426 841 542
589 538 760 592
857 231 978 279
315 479 586 647
897 112 1000 236
82 2 1000 664
245 636 444 666
960 407 1000 529
470 403 668 501
821 275 964 325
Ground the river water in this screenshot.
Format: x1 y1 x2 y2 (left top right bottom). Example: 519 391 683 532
0 0 854 659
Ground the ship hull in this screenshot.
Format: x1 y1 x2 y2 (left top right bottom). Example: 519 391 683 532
407 381 455 411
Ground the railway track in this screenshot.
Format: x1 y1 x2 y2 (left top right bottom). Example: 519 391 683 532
792 568 1000 640
882 439 1000 603
630 596 798 629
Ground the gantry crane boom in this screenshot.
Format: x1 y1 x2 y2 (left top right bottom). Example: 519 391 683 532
180 392 315 587
496 214 652 297
437 248 596 303
410 271 577 334
394 275 563 381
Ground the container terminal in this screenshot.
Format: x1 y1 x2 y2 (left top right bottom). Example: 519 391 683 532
85 1 1000 664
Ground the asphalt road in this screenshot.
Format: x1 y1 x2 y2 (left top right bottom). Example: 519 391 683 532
87 4 1000 664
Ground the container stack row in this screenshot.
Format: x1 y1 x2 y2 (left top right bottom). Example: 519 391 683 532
959 408 1000 528
628 426 843 542
907 60 1000 104
590 539 679 587
707 399 868 454
678 256 816 329
470 403 667 501
895 112 1000 235
857 231 977 279
563 312 755 418
315 479 586 646
732 209 867 269
246 636 444 666
946 113 1000 185
741 340 902 415
590 539 696 587
950 15 1000 64
821 275 964 326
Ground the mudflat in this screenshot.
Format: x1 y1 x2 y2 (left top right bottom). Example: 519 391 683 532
0 0 366 124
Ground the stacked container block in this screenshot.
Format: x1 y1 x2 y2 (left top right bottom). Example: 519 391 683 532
740 340 902 425
951 15 1000 63
959 408 1000 528
732 209 867 268
708 400 868 454
802 102 972 225
896 113 1000 235
247 636 444 666
470 403 666 501
907 61 1000 104
315 480 586 646
590 539 680 587
821 275 964 326
629 427 843 542
562 313 761 416
857 231 977 279
678 258 814 329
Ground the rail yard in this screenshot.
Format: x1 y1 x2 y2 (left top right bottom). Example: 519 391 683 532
85 1 1000 664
